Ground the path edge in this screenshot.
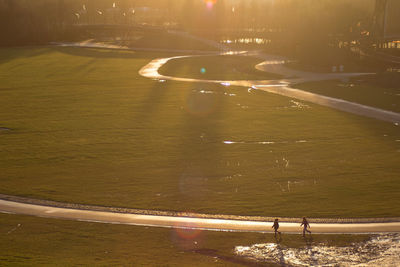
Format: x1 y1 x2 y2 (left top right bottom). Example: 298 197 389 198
1 194 399 224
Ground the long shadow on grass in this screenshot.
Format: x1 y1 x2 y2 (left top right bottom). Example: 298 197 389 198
175 82 227 210
128 56 229 212
0 47 49 65
0 45 164 67
130 79 228 211
53 46 169 60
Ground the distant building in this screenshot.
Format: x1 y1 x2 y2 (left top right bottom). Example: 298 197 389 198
72 5 168 26
374 0 400 41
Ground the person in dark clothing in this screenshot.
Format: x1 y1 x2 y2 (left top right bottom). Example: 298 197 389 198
300 217 311 237
272 218 281 237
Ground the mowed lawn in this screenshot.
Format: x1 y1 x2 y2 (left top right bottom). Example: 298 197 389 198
0 213 369 266
294 74 400 113
0 47 400 218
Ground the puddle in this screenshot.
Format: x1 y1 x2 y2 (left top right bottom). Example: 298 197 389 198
224 92 236 97
192 89 236 97
290 100 310 109
152 79 166 83
198 90 214 94
0 127 11 132
220 174 243 181
276 100 311 110
224 141 274 145
236 103 249 109
221 38 272 45
276 179 304 193
338 83 356 88
235 234 400 266
223 140 308 145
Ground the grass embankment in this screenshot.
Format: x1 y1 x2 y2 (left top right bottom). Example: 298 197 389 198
123 31 217 51
284 46 388 73
294 73 400 113
68 25 218 52
0 213 369 266
93 29 217 52
0 47 400 218
159 55 282 80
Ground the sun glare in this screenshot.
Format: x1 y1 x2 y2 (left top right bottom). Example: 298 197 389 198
204 0 217 9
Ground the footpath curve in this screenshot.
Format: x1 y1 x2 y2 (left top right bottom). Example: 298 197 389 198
139 52 400 124
1 196 400 234
55 39 400 123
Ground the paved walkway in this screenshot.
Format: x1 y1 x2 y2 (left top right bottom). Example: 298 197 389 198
1 199 400 234
55 39 400 124
139 52 400 124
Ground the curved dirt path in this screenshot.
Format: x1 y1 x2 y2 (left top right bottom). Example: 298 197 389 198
55 39 400 123
139 53 400 124
1 198 400 234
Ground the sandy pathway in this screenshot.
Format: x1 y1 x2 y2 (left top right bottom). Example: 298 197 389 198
55 39 400 123
1 199 399 234
139 53 400 124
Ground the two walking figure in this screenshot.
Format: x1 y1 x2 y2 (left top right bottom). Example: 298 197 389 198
272 218 281 238
300 217 311 237
271 217 311 237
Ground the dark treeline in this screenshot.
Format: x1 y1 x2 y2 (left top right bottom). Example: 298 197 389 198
0 0 375 47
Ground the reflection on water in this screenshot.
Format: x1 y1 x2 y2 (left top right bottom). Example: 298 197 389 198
236 103 249 109
290 100 310 109
223 140 309 145
220 173 243 181
224 92 236 97
198 90 214 94
276 100 311 110
338 83 356 88
221 38 272 45
235 234 400 266
192 89 236 97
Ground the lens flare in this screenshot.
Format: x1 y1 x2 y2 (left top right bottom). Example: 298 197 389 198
204 0 217 9
175 223 202 240
171 222 203 250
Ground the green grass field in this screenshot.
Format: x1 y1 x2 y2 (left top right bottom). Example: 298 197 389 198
294 74 400 113
1 47 400 218
122 30 217 51
0 213 369 266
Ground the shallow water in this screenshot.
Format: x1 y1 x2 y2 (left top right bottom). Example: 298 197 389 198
221 38 272 45
223 140 309 145
235 234 400 266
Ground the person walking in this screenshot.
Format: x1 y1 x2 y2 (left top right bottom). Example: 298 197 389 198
272 218 281 237
300 217 311 237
